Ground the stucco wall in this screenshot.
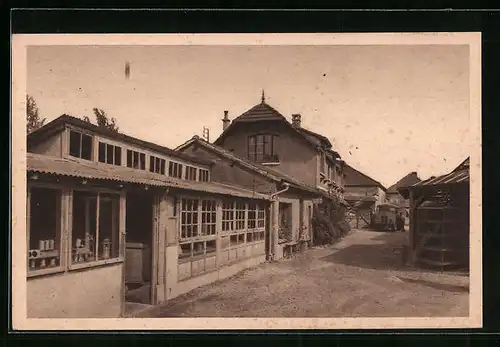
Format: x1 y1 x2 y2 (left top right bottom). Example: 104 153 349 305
217 122 319 187
29 132 63 157
27 264 123 318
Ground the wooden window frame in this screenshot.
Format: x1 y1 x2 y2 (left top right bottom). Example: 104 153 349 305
98 141 122 166
69 130 93 161
198 169 210 182
248 134 278 163
126 149 146 170
149 155 166 175
169 161 183 179
184 166 198 181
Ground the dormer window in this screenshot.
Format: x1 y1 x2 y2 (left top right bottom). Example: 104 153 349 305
248 134 279 163
69 130 93 160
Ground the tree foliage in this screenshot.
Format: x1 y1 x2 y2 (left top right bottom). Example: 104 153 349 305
26 95 46 134
312 198 350 246
82 108 119 132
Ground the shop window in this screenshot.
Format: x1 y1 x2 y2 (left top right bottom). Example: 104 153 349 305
69 130 93 160
199 169 209 182
185 166 197 181
126 149 146 170
149 155 166 174
28 187 62 273
98 142 122 166
169 161 183 179
235 203 246 230
257 206 266 228
71 191 120 265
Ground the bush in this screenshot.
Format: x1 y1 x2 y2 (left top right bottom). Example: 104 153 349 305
312 198 350 246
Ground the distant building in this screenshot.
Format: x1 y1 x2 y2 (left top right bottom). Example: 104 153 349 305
386 171 421 208
343 163 387 228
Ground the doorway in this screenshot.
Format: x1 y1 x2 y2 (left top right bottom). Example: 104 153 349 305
124 190 155 306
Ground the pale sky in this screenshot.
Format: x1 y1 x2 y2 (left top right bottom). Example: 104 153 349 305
27 44 470 187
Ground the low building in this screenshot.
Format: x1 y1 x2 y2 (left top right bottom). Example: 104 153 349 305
398 158 470 270
25 115 281 318
386 171 421 208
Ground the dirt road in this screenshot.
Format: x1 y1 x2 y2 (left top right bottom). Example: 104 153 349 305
150 230 469 318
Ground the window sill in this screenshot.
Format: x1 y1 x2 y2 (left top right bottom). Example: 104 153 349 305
261 162 280 166
179 235 217 243
69 257 124 271
27 267 65 279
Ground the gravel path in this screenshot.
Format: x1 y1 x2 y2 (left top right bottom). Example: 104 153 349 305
152 230 469 318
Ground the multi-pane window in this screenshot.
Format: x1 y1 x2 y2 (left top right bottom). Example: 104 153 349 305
198 169 209 182
201 200 216 236
248 134 278 162
235 203 246 230
149 155 166 174
98 142 122 166
71 191 120 265
69 130 93 160
222 202 234 232
169 161 183 179
248 203 257 229
180 199 198 239
185 166 197 181
257 206 266 228
126 149 146 170
28 187 62 273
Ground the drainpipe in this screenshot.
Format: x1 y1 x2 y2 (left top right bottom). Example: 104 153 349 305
267 183 290 261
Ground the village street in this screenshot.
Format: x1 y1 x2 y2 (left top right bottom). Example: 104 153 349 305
143 230 469 318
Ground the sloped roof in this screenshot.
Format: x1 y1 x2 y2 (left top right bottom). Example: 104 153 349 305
28 115 213 166
397 157 470 199
387 172 421 194
176 136 348 206
343 163 386 191
26 152 271 200
214 100 339 157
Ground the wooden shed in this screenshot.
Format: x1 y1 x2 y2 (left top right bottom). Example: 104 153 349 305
398 158 470 270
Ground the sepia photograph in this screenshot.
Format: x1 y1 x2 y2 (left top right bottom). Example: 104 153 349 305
11 33 482 330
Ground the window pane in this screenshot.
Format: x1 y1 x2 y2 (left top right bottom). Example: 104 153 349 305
106 144 114 164
133 151 139 168
69 131 81 158
98 142 106 163
115 147 122 166
149 156 155 172
127 150 133 168
72 191 98 264
98 194 120 260
28 188 61 271
81 134 93 160
140 153 146 170
160 159 165 175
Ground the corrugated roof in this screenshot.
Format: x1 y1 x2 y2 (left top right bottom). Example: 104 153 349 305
28 115 213 166
26 153 271 200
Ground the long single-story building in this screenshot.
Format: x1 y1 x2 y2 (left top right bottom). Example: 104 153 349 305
25 115 334 318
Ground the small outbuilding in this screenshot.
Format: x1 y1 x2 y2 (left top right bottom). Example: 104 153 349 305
398 158 470 270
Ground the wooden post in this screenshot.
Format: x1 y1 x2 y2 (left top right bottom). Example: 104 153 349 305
408 190 415 265
271 199 279 259
215 199 222 269
119 190 126 317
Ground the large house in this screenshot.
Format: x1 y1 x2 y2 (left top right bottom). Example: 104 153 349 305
212 93 346 200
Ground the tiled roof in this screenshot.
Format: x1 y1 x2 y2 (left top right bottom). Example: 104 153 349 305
26 153 271 200
27 115 213 166
176 136 349 205
343 163 386 191
387 172 421 194
214 101 339 157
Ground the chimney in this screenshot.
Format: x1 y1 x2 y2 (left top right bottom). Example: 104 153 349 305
292 114 302 128
222 110 231 131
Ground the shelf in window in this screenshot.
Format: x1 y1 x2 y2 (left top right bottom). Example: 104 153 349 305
69 257 124 271
27 267 65 279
